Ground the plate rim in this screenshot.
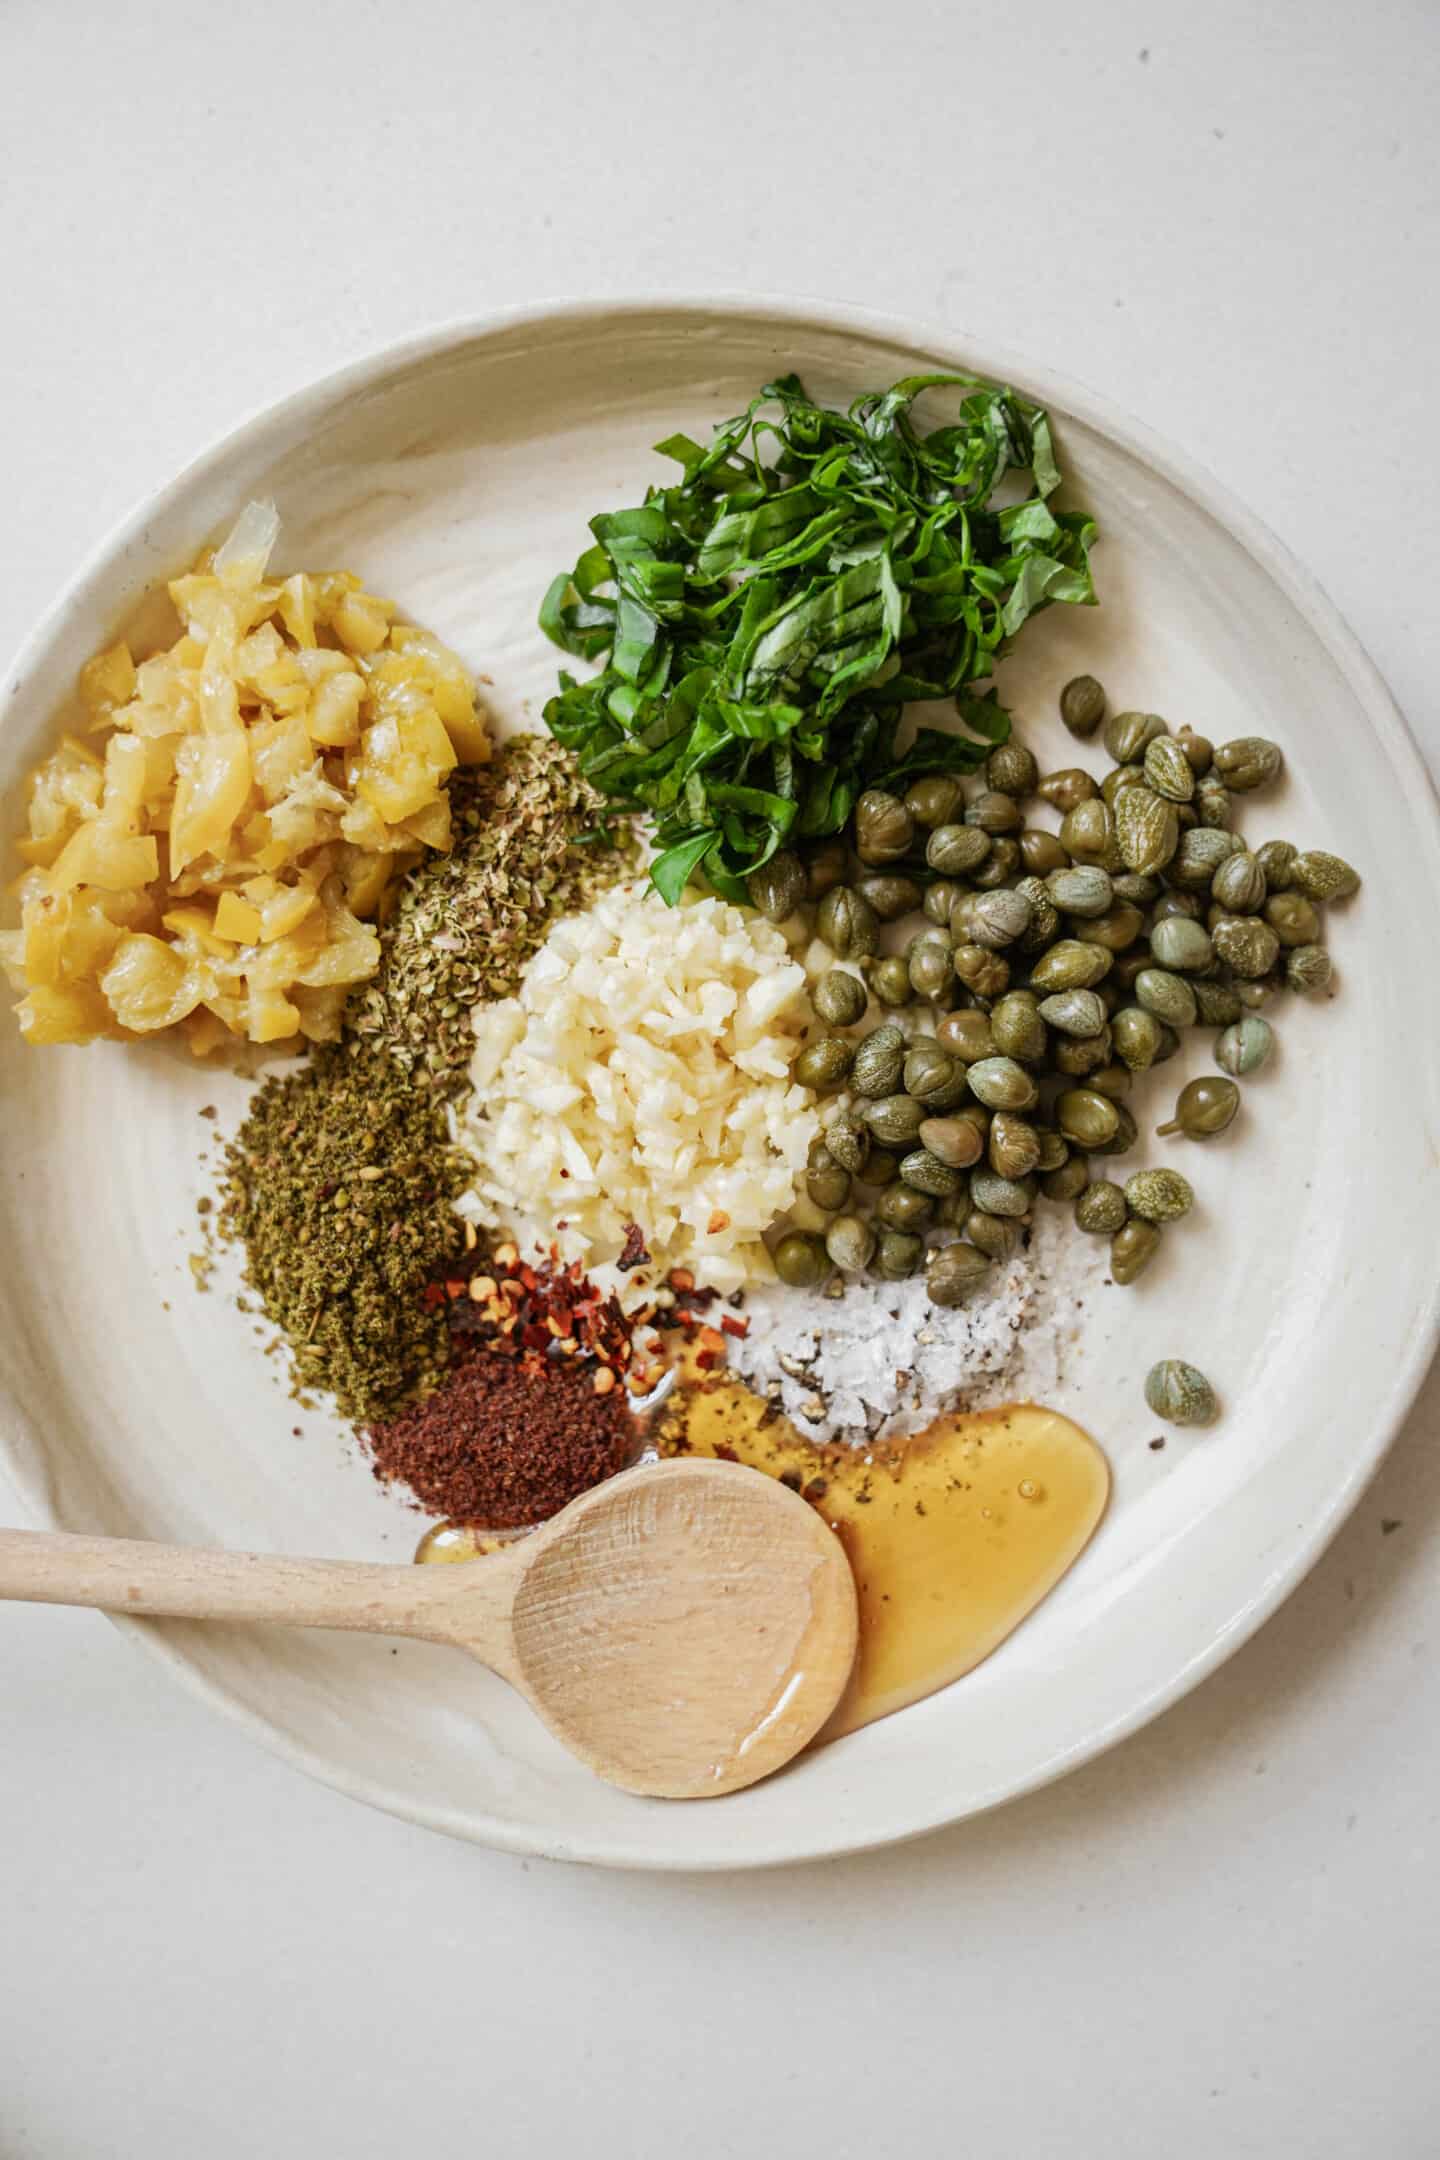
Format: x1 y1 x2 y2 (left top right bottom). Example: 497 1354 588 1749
4 290 1438 1871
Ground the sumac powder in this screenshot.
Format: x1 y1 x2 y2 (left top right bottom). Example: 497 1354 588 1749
363 1346 636 1528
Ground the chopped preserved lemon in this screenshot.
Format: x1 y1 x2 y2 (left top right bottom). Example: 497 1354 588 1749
5 502 491 1050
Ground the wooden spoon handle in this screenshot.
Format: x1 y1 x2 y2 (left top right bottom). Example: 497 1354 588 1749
0 1527 488 1646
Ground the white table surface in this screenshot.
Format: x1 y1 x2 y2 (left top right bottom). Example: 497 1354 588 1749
3 1 1438 2152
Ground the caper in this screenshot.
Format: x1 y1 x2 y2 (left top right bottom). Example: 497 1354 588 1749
1038 989 1108 1039
936 1185 973 1228
1191 978 1244 1026
952 944 1010 999
1144 1359 1218 1424
1113 783 1179 877
1008 877 1056 953
1075 1180 1127 1235
1235 978 1278 1011
1142 736 1196 803
1291 849 1360 903
855 1147 900 1188
805 837 848 898
967 1057 1040 1112
871 954 915 1006
1057 1087 1120 1149
1209 851 1265 916
968 1169 1034 1220
805 1149 852 1210
812 968 867 1027
873 1228 924 1280
1111 949 1150 992
1059 799 1117 868
853 788 915 864
898 1147 962 1198
1170 826 1243 891
904 773 967 830
823 1116 870 1174
1287 944 1333 995
1033 1128 1071 1171
1177 727 1213 775
1094 1099 1139 1156
1216 1016 1274 1077
863 1094 928 1147
1149 916 1213 973
1046 864 1114 917
1018 828 1070 877
1111 871 1161 904
1089 1062 1133 1100
971 836 1021 890
1028 938 1112 991
925 879 965 927
747 849 806 922
987 741 1038 796
988 1111 1041 1180
817 885 880 959
1149 1022 1182 1066
1038 767 1099 815
1054 1030 1114 1077
851 1024 906 1097
1041 1153 1090 1201
1074 902 1145 952
1255 839 1297 891
965 1210 1018 1261
1157 1075 1240 1140
907 944 953 1001
1264 891 1321 947
794 1036 856 1090
1059 674 1106 737
968 888 1033 950
919 1115 985 1169
1111 1218 1162 1285
926 1240 992 1305
1212 915 1281 980
876 1180 933 1230
1214 736 1283 792
825 1214 876 1274
936 1010 995 1064
1103 710 1168 764
857 872 924 921
903 1040 961 1103
968 790 1025 837
1125 1167 1193 1223
1193 772 1233 829
990 990 1048 1063
773 1230 830 1288
1135 967 1198 1029
1151 888 1203 924
927 823 991 877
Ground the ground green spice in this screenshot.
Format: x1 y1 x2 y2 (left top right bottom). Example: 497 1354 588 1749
220 1042 470 1421
350 733 641 1096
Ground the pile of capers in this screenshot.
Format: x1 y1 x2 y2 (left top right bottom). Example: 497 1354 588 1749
751 674 1359 1307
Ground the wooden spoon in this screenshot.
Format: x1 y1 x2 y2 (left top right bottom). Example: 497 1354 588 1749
0 1459 858 1799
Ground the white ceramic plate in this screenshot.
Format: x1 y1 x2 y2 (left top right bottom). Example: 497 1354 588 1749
3 299 1437 1870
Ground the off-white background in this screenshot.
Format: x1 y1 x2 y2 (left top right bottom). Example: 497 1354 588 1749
2 1 1437 2152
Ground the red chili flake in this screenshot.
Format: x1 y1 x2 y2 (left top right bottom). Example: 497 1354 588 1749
720 1313 749 1339
422 1284 448 1310
443 1279 467 1301
667 1267 695 1294
617 1223 651 1272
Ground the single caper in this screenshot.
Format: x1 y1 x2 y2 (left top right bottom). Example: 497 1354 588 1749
1041 1153 1090 1202
971 836 1021 889
1110 949 1150 993
925 879 966 927
1029 937 1113 992
817 885 880 959
987 741 1038 796
855 1147 900 1188
873 1228 925 1280
1104 710 1168 764
1059 673 1106 737
1111 871 1161 904
1177 727 1214 775
1018 828 1070 876
812 968 867 1028
1264 890 1321 947
936 1185 973 1228
968 1168 1034 1220
1059 798 1118 868
1214 736 1283 792
965 1209 1019 1261
1075 1180 1127 1235
1054 1029 1114 1077
1030 1128 1068 1173
863 1094 928 1147
965 789 1023 837
805 837 848 898
857 872 924 922
927 1241 992 1305
967 1056 1040 1112
1089 1062 1133 1101
1151 888 1203 924
823 1116 870 1174
1291 848 1360 903
1212 915 1281 980
1149 916 1213 973
919 1114 985 1169
773 1230 831 1288
1144 1359 1218 1424
1191 978 1244 1026
1038 989 1108 1039
877 1181 934 1230
1110 1218 1161 1284
907 944 953 1001
903 773 967 829
903 1040 961 1103
850 1024 906 1097
853 788 915 864
927 823 991 877
1135 967 1198 1029
899 1147 963 1198
990 989 1048 1063
988 1111 1041 1180
1038 768 1099 815
870 955 914 1007
1192 772 1233 830
952 943 1010 999
1074 902 1145 953
805 1150 852 1211
1142 736 1196 804
968 888 1033 950
1170 826 1244 891
936 1010 995 1064
1287 944 1333 995
747 849 806 922
1216 1016 1274 1077
794 1037 856 1091
1157 1075 1240 1140
825 1214 876 1274
1125 1167 1193 1223
1211 851 1267 915
1057 1087 1121 1149
1046 864 1114 918
1234 978 1278 1011
1254 839 1297 891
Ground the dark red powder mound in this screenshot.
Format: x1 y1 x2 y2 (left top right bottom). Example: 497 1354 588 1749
363 1346 636 1529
